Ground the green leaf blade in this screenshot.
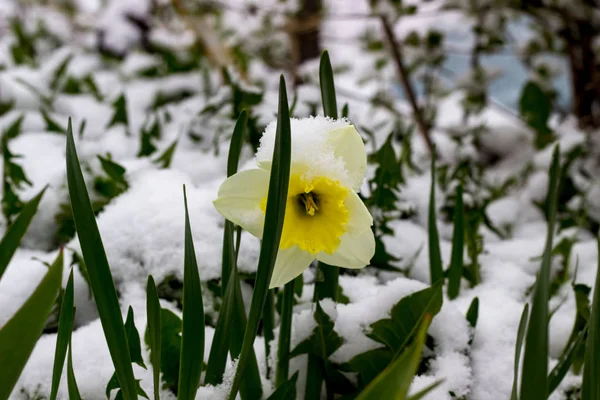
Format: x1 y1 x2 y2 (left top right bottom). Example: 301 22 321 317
227 75 292 400
0 250 63 399
447 183 464 299
177 187 205 400
67 341 82 400
0 187 46 279
267 372 298 400
275 279 296 386
581 238 600 400
65 118 137 400
319 50 338 119
511 303 529 400
355 315 432 400
50 263 75 400
519 146 560 400
146 275 162 400
428 155 443 284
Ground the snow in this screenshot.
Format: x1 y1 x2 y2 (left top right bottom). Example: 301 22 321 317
255 116 358 188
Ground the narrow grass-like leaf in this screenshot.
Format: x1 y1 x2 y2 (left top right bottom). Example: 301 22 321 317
222 110 247 288
519 146 560 400
275 279 295 386
428 154 443 284
319 50 338 119
177 187 205 400
511 303 529 400
307 49 340 400
267 372 298 400
581 238 600 400
447 183 464 299
205 250 240 384
229 263 263 399
466 297 479 328
316 50 340 302
548 324 587 395
206 255 262 397
263 290 276 378
0 187 46 279
67 341 82 400
0 250 63 399
146 275 161 400
206 108 261 398
50 264 74 400
406 380 444 400
356 315 432 400
153 139 178 169
65 118 137 400
227 75 291 400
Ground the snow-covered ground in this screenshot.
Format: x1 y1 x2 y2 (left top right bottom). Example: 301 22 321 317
0 1 598 399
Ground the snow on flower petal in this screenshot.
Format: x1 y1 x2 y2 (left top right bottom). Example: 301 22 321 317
255 116 367 190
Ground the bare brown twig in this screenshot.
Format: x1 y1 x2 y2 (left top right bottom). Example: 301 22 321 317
380 15 434 154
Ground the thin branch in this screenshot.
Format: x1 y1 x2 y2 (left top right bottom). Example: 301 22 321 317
380 15 434 153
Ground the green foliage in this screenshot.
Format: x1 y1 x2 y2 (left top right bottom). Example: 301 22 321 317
9 19 36 65
355 314 434 400
227 76 291 400
106 307 149 400
343 282 443 388
138 117 161 157
56 155 129 244
146 276 162 400
0 187 45 279
267 372 298 400
511 303 529 400
519 81 554 149
548 325 588 395
365 130 416 272
520 147 560 400
0 251 63 399
108 94 129 129
145 309 182 394
581 239 600 399
206 109 261 398
276 280 295 386
95 155 129 197
428 155 443 284
153 140 178 169
66 118 138 400
50 267 75 400
0 99 15 117
447 183 465 299
177 187 205 400
291 301 354 398
466 297 479 328
67 341 82 400
41 109 67 134
1 116 32 224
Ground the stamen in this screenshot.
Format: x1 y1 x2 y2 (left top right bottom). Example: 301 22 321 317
299 193 319 216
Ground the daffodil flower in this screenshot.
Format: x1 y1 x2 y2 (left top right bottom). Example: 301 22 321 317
213 117 375 288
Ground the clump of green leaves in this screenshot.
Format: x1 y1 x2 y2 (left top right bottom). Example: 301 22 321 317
365 125 419 272
55 155 129 244
342 282 443 389
1 116 32 225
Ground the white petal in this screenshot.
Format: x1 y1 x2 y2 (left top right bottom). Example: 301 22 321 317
213 169 269 237
269 246 315 289
316 228 375 269
345 190 373 234
326 125 367 191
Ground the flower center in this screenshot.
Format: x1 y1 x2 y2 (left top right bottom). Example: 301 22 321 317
261 174 350 255
298 192 319 216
